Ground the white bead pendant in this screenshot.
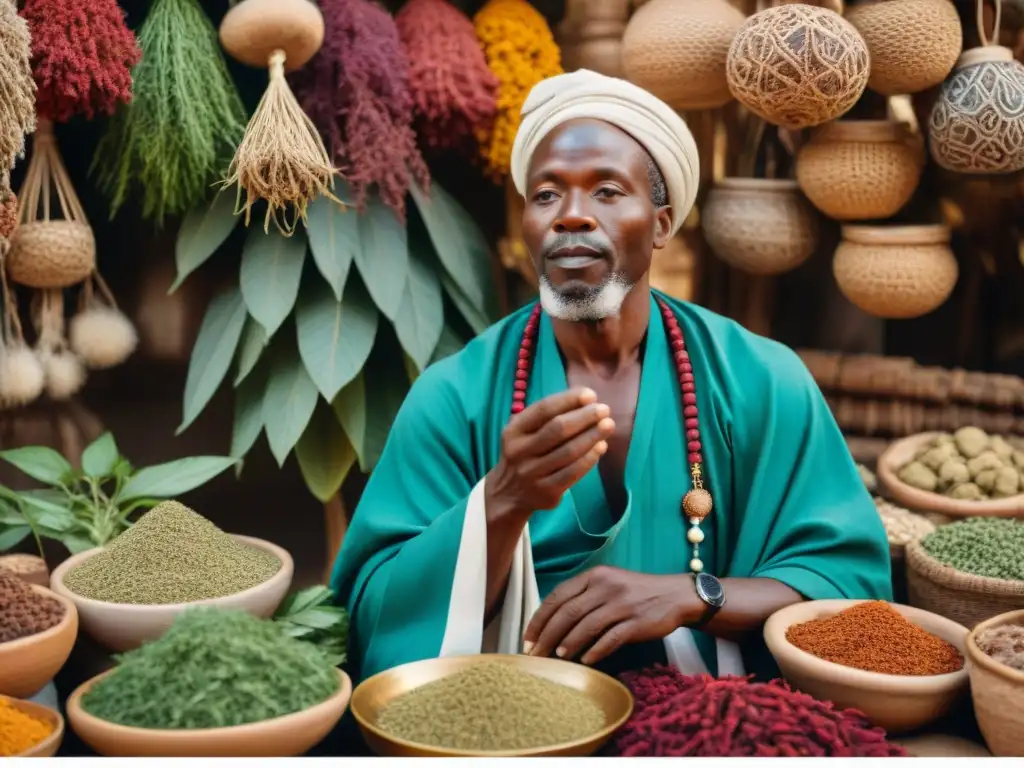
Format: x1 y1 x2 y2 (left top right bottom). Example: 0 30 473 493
688 519 704 574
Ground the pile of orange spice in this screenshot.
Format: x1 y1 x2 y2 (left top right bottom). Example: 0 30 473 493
786 601 963 676
0 697 54 756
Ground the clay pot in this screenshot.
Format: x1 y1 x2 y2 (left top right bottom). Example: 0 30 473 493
623 0 746 109
558 0 630 77
701 179 820 276
833 225 958 319
929 46 1024 174
218 0 325 71
796 121 923 221
727 5 870 129
846 0 962 96
6 221 95 289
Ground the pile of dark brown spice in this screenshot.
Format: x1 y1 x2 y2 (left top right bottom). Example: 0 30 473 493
0 571 65 643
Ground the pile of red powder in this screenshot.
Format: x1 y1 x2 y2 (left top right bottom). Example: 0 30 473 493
612 666 908 757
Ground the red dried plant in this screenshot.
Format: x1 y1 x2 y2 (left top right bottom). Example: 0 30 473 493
291 0 429 220
20 0 140 123
395 0 498 154
614 667 908 757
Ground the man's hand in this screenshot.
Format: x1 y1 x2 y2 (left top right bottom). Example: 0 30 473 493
523 566 691 665
485 387 616 521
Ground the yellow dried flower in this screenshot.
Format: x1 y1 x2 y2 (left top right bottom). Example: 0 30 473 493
473 0 562 181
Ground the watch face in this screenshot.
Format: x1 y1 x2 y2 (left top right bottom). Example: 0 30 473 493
695 573 725 608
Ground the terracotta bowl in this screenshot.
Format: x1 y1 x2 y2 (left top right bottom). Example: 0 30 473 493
0 586 78 698
351 654 634 757
764 599 969 733
965 609 1024 757
878 432 1024 517
66 667 351 757
49 535 293 652
3 696 65 757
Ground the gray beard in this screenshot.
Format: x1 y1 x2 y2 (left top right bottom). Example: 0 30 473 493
538 273 634 322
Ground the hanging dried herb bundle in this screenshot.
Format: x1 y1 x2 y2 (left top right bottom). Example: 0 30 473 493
396 0 498 154
291 0 429 219
0 0 36 176
0 185 16 240
473 0 562 181
20 0 140 123
92 0 247 225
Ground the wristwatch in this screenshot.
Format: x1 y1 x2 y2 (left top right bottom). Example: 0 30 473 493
691 573 725 629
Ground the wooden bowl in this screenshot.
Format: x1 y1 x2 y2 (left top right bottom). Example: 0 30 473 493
764 599 969 733
878 433 1024 517
351 654 633 757
965 609 1024 756
0 586 78 698
66 667 351 757
49 535 293 652
3 696 65 756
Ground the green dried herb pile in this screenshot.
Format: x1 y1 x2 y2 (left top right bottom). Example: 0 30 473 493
377 660 606 752
81 608 340 729
921 518 1024 581
63 501 280 604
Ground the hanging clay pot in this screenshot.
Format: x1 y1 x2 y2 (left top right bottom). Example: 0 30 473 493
558 0 630 77
702 179 820 276
846 0 962 96
796 120 923 221
622 0 747 110
833 224 958 319
727 4 870 130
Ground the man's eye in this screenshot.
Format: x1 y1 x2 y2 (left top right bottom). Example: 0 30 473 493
535 190 556 202
596 187 622 198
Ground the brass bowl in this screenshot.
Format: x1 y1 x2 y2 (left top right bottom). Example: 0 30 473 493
351 654 634 757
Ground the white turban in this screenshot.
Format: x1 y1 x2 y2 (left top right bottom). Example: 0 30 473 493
510 69 700 237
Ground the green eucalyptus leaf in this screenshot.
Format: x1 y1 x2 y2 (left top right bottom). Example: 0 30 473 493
295 274 378 401
431 325 465 364
0 447 73 485
262 337 320 467
240 226 307 336
306 196 358 301
332 372 367 468
0 525 31 551
440 272 490 335
172 188 240 292
393 241 444 372
354 197 408 321
178 287 248 435
118 456 237 502
234 317 268 386
231 364 267 460
81 432 119 478
294 402 357 503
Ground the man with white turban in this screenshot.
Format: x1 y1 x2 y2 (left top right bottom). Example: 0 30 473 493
332 71 890 683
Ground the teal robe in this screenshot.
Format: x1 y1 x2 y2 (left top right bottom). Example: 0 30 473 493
331 291 892 682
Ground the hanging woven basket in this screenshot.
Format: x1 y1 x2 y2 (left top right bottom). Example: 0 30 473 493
846 0 962 96
796 120 923 221
833 224 958 319
621 0 746 110
726 4 870 130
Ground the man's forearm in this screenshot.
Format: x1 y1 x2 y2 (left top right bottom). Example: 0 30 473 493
678 577 804 642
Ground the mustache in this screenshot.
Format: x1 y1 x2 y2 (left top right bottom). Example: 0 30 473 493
541 232 613 260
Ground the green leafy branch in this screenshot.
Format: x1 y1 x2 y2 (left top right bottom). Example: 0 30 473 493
0 432 237 556
175 178 499 502
272 585 349 667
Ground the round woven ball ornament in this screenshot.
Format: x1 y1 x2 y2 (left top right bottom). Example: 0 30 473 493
726 4 870 130
846 0 962 96
622 0 746 110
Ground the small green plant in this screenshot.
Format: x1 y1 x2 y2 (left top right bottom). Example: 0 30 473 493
272 585 349 666
0 432 237 555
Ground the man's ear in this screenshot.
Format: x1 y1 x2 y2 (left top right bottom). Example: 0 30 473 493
652 206 672 249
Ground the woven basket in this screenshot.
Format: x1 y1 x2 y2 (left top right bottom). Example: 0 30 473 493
796 121 923 221
726 4 870 130
701 178 819 276
929 46 1024 174
906 539 1024 631
966 609 1024 756
845 0 962 96
833 224 958 319
622 0 746 109
7 220 96 289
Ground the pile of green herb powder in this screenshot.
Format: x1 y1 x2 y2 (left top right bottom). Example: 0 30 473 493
922 518 1024 581
81 608 340 729
377 661 606 751
63 501 281 604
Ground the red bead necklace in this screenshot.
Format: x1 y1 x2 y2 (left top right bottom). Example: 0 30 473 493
512 299 714 574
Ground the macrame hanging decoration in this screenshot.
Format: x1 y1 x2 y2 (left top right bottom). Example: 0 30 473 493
219 0 337 236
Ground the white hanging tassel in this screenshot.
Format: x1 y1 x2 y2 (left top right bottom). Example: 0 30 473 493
0 243 44 407
69 273 137 369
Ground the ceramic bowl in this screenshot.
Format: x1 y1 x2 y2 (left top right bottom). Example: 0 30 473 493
965 608 1024 757
3 696 65 756
0 586 78 698
49 535 293 652
351 653 634 757
66 667 351 757
878 432 1024 517
764 599 969 733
